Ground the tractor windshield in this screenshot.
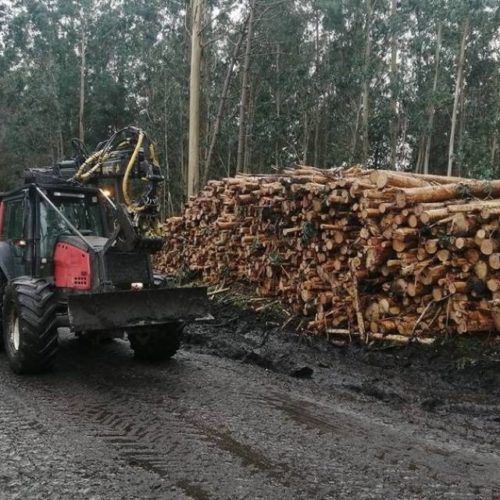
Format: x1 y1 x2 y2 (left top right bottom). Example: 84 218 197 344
47 195 105 237
38 193 106 270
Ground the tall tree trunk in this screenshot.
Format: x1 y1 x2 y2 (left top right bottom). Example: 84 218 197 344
313 8 321 168
492 74 500 170
163 77 174 218
447 16 469 177
350 95 362 162
48 54 64 159
492 135 498 168
236 0 256 174
188 0 203 197
302 110 309 165
314 112 320 168
361 0 373 164
389 0 398 169
78 25 86 143
227 148 232 177
456 75 467 176
415 136 424 173
203 15 248 184
423 22 442 174
243 78 255 173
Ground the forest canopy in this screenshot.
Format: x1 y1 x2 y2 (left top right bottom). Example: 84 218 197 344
0 0 498 212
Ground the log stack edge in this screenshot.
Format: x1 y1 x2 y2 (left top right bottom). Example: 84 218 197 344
156 165 500 344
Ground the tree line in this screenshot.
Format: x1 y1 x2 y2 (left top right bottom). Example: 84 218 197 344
0 0 498 212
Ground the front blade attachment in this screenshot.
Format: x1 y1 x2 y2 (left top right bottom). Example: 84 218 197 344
68 287 209 332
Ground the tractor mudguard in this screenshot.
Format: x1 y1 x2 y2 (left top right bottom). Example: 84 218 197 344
67 287 209 332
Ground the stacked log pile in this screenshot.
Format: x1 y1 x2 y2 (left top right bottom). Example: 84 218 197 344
157 166 500 343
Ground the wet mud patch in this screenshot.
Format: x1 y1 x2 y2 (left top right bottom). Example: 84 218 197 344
176 480 212 500
344 381 406 405
184 301 500 424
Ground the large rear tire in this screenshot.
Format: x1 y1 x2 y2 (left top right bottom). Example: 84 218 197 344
0 273 6 352
3 278 58 374
128 321 183 361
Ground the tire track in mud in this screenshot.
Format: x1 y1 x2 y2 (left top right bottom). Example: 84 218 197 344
0 340 303 499
163 353 500 499
74 344 500 498
0 334 499 499
0 386 175 499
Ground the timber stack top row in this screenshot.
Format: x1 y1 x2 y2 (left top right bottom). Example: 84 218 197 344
156 165 500 344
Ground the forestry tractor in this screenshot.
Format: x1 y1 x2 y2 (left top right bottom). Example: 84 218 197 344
0 126 208 374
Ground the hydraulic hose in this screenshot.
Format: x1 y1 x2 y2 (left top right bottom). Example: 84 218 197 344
74 149 104 181
122 132 145 208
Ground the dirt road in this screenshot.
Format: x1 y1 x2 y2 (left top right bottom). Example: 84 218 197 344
0 308 498 499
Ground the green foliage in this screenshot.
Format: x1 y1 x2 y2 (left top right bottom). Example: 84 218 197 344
301 222 317 245
0 0 498 203
268 251 284 267
457 183 473 199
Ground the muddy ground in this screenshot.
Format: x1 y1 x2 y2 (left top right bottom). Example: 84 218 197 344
0 299 498 499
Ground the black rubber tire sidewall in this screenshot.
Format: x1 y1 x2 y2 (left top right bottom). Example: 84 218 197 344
3 280 58 374
0 275 6 352
3 288 24 373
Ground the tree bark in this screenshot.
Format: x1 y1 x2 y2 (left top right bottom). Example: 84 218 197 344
423 22 442 174
447 16 469 177
415 136 424 173
361 0 373 164
236 0 256 174
350 95 362 162
456 72 467 177
492 135 498 168
243 78 255 173
313 8 321 168
188 0 204 197
163 77 174 218
389 0 398 169
314 113 320 168
203 15 248 184
78 26 86 143
302 110 309 165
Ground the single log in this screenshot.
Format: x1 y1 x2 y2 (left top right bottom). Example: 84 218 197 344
283 226 302 236
480 239 498 256
487 278 500 292
370 170 429 189
488 253 500 270
474 260 488 280
419 208 450 224
420 265 447 285
396 180 500 207
448 281 468 294
454 237 475 250
436 249 450 263
425 239 439 254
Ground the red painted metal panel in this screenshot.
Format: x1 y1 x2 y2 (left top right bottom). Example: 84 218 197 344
54 242 91 290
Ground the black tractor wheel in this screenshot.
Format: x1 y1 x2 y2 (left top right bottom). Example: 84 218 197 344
3 278 58 374
0 273 6 352
128 321 184 361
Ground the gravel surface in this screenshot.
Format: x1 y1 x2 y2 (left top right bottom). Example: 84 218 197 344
0 304 498 499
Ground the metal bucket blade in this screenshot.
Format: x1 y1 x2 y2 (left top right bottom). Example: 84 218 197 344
68 287 209 331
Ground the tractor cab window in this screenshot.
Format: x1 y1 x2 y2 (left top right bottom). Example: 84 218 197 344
2 197 29 277
38 193 106 265
49 194 105 237
3 199 25 241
